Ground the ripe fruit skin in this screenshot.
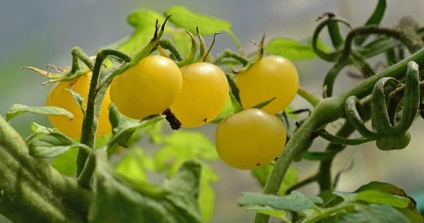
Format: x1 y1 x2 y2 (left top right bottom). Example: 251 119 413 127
170 62 229 127
46 72 112 138
110 55 183 120
236 55 299 114
215 108 287 170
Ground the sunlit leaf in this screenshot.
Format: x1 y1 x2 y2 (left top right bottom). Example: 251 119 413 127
5 104 73 121
165 6 231 35
116 9 166 55
115 148 155 182
27 132 90 158
107 103 163 149
246 205 290 222
266 37 331 60
90 151 203 223
51 148 78 176
355 190 410 208
251 163 297 194
340 204 410 223
153 131 219 222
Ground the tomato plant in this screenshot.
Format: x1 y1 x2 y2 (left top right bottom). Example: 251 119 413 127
110 55 182 120
46 72 112 138
236 55 299 114
170 62 229 127
2 2 424 223
215 108 286 170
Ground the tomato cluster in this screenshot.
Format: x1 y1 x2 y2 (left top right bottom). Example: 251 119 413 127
215 56 299 169
45 51 298 170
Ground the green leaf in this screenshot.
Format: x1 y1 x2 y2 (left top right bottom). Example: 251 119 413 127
213 95 233 123
27 132 90 158
251 163 297 194
266 37 331 60
51 148 78 176
246 205 290 222
153 131 219 222
154 131 218 171
25 122 58 142
355 190 410 208
355 181 408 197
165 6 232 35
5 104 73 121
65 88 85 116
107 103 164 149
333 191 358 202
90 151 203 223
172 31 192 59
116 9 166 55
239 191 323 211
115 148 154 182
340 204 410 223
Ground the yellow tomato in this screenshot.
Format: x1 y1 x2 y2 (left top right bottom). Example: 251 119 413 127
170 62 229 127
236 56 299 114
215 108 286 170
110 55 182 120
46 72 112 138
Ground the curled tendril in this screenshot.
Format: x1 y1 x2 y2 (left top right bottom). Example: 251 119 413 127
312 15 352 62
341 61 420 150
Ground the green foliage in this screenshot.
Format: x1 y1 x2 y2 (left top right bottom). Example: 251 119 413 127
266 37 331 60
251 163 298 194
239 191 323 212
2 2 424 223
153 130 219 222
28 132 90 158
90 150 203 223
5 104 73 121
242 181 423 223
340 204 409 223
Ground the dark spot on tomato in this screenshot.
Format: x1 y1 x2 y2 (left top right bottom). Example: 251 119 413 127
274 157 278 161
256 163 261 167
203 118 207 123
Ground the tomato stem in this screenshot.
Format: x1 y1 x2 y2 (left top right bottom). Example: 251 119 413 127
297 86 321 107
254 48 424 223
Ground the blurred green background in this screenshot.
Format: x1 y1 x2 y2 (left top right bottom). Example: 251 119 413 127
1 0 424 222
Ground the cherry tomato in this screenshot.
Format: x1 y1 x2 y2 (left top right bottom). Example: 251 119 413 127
236 56 299 114
215 108 286 170
170 62 229 127
110 55 182 120
46 72 112 138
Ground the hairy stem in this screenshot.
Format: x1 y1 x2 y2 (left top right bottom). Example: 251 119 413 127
254 47 424 223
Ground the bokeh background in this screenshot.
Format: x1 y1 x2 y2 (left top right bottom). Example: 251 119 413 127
1 1 424 222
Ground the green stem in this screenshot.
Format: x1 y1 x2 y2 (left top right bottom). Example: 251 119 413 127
76 49 131 179
301 203 356 223
297 86 322 107
318 130 373 145
317 120 357 191
254 47 424 223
